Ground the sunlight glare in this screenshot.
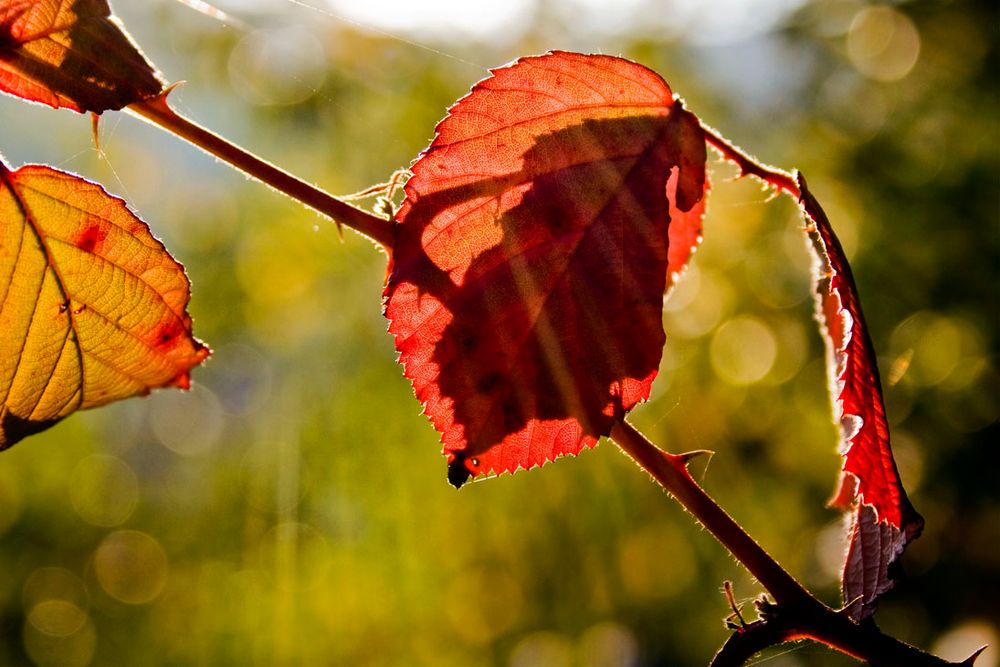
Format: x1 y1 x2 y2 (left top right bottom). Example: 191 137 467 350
325 0 535 40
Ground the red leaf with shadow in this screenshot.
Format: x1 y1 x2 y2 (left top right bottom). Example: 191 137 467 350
384 52 708 487
0 0 164 113
798 173 923 619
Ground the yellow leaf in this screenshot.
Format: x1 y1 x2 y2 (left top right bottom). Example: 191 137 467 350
0 159 208 449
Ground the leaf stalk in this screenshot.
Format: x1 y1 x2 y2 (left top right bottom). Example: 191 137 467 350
700 123 800 197
128 93 395 249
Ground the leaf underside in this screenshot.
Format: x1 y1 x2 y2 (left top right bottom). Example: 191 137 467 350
0 0 164 113
0 160 208 450
797 173 923 619
384 51 707 486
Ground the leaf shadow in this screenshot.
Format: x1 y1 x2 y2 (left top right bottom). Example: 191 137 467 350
389 109 705 486
0 0 163 113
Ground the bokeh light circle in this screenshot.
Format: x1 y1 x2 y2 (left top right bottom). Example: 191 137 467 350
69 455 139 527
710 316 778 385
847 7 921 82
93 530 169 605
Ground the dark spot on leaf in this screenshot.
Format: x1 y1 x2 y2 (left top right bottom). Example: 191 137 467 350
152 320 184 349
459 332 477 352
476 373 503 394
75 224 107 254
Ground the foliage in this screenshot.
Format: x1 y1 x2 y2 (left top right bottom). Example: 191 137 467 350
387 52 708 487
0 160 207 449
0 1 996 666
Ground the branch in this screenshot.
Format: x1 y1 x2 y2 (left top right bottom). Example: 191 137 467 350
609 420 967 667
610 420 814 608
711 599 798 667
128 92 395 250
700 123 800 197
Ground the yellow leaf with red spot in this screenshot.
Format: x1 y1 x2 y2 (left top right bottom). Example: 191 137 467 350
0 0 164 113
0 159 208 449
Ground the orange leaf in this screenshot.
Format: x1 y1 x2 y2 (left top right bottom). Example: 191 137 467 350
0 0 164 113
384 52 708 486
0 158 208 449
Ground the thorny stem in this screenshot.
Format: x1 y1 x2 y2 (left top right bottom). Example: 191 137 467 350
128 93 395 250
613 121 972 666
700 123 801 198
123 87 967 665
610 420 965 667
610 420 815 608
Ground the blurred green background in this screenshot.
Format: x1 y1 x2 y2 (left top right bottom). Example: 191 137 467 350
1 0 996 665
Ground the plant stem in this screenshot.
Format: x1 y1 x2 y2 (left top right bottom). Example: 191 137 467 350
610 420 815 609
700 123 800 197
610 420 963 667
128 94 395 249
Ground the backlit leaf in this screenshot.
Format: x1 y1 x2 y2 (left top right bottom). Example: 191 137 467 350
384 52 708 487
665 159 708 292
0 0 164 113
798 173 923 619
0 158 208 450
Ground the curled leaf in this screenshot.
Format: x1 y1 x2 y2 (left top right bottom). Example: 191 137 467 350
384 51 708 486
798 172 922 619
0 0 164 113
0 158 208 449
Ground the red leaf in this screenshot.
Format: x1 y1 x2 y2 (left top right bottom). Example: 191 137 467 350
0 0 164 113
384 52 708 486
666 165 708 293
797 173 922 618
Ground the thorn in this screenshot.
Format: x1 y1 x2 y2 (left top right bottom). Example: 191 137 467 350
163 80 187 98
762 185 781 203
91 113 101 151
960 646 987 666
722 581 747 630
138 82 187 116
679 449 714 464
679 449 715 482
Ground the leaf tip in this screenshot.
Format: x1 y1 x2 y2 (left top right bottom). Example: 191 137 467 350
447 453 472 489
0 412 62 452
